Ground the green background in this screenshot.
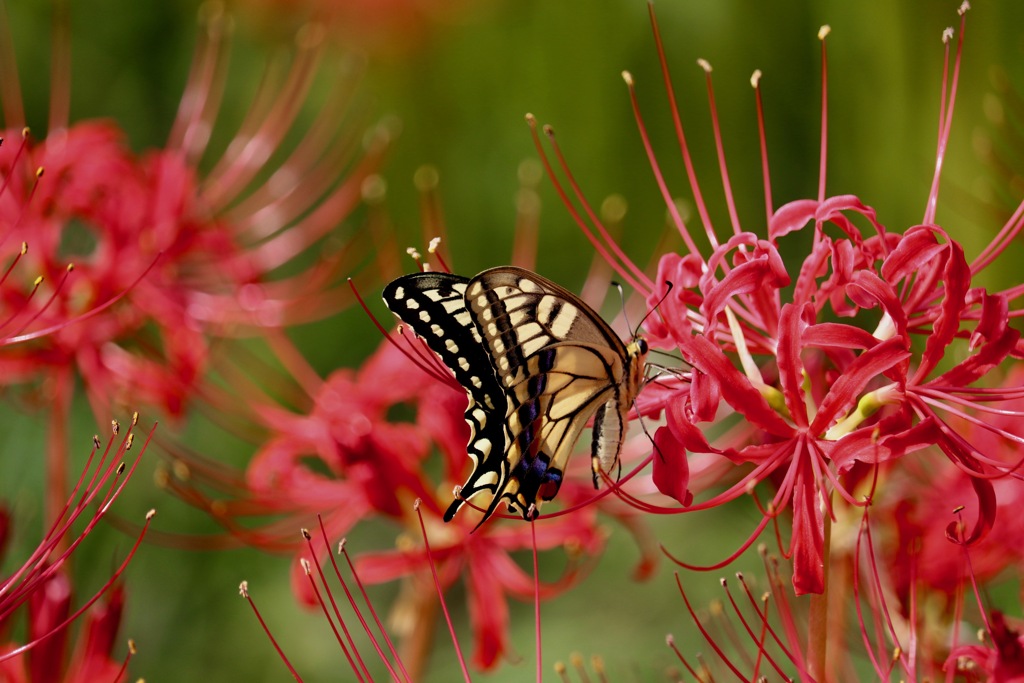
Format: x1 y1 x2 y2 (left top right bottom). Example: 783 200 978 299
1 0 1023 680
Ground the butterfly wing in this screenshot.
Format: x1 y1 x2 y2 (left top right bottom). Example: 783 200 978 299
464 267 633 519
384 266 644 526
382 272 510 522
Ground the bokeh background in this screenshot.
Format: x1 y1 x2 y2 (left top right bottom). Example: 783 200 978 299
1 0 1024 680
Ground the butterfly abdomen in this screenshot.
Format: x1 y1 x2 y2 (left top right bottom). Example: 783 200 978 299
591 397 626 481
590 338 648 484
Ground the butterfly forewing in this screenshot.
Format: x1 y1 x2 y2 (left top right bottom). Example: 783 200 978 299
382 272 513 521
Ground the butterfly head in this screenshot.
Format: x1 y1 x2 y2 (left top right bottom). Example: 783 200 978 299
625 336 649 395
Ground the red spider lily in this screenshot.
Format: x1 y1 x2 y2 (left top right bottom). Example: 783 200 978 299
529 2 1024 599
0 4 385 531
159 337 444 550
166 331 608 674
0 417 155 681
0 4 386 415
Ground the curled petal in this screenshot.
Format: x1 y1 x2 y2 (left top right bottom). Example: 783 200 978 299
826 415 938 470
777 303 809 428
689 369 720 423
934 324 1021 388
845 271 909 340
944 474 996 547
652 425 693 506
645 253 702 347
768 194 884 242
880 225 947 282
802 322 880 351
678 336 794 438
768 199 820 240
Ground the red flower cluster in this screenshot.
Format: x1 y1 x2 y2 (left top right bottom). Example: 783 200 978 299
0 2 384 677
531 2 1024 599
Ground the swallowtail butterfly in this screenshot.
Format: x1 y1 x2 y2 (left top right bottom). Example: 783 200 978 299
382 266 647 524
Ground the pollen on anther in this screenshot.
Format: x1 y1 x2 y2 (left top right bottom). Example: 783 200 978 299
942 27 954 43
818 25 831 40
145 509 156 520
958 1 970 16
621 70 634 86
301 528 312 540
751 69 762 88
697 58 712 73
238 581 249 597
300 558 311 575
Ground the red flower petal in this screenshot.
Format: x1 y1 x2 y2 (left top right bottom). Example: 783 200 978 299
790 452 824 595
652 425 693 506
810 336 910 434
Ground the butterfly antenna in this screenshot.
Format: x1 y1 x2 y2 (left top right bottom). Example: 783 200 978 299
611 279 633 334
633 280 674 338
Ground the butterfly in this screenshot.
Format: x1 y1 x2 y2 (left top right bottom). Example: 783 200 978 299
382 266 648 525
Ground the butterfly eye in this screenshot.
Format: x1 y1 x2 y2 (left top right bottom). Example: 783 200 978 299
637 338 649 356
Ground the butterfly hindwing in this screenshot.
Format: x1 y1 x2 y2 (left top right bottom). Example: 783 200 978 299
465 268 630 516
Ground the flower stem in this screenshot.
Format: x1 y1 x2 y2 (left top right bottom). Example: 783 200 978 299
397 573 439 682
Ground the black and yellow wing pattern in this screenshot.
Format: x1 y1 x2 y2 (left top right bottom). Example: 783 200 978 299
382 266 647 524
